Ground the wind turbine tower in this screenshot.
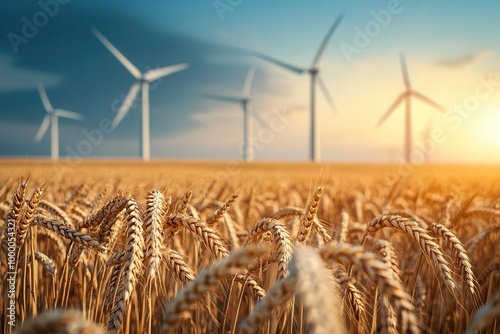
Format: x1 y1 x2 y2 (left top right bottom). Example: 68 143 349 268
255 13 343 162
204 67 257 162
93 28 189 161
376 53 446 163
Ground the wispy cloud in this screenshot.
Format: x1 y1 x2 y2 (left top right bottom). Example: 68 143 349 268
437 51 492 69
0 55 62 92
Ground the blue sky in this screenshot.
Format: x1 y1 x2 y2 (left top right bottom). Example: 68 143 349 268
1 0 500 162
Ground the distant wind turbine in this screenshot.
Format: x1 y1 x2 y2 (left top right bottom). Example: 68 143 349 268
255 13 343 162
92 28 189 161
35 84 83 161
376 53 446 163
203 67 258 162
423 118 433 163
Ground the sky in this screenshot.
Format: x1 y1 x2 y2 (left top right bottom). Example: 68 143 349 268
1 0 500 163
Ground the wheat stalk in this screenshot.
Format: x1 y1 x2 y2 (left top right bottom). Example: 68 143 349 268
206 193 238 226
247 217 293 279
34 215 105 254
162 249 195 284
107 198 145 334
144 189 166 283
163 244 269 328
319 243 419 334
17 187 43 249
293 245 346 334
239 274 296 333
430 223 479 298
34 250 57 276
175 190 192 215
334 267 368 333
365 214 457 294
465 292 500 334
39 200 74 228
296 187 323 243
164 214 229 259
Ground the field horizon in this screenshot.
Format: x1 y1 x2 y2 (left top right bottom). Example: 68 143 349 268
2 159 500 179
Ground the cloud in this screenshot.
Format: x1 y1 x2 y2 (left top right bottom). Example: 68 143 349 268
437 51 492 69
0 55 62 92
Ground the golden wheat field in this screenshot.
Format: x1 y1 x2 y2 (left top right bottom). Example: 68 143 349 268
0 161 499 334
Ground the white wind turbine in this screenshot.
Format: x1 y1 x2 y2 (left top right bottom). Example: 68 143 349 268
34 84 83 161
255 13 343 162
92 28 189 161
203 67 257 162
376 52 445 163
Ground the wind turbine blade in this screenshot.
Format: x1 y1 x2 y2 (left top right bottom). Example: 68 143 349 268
242 67 256 98
254 52 306 74
143 63 190 82
311 13 344 68
317 75 337 113
376 93 405 127
37 83 52 112
54 109 84 120
34 114 50 143
92 28 142 80
400 52 411 90
412 91 447 112
112 82 141 129
202 93 242 104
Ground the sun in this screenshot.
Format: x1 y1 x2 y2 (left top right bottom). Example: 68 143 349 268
478 110 500 146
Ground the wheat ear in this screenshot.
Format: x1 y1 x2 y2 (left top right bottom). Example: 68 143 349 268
17 187 43 249
366 214 457 294
144 189 166 283
206 193 238 226
162 249 196 284
430 223 479 298
296 187 323 243
163 244 269 328
164 214 229 259
107 198 145 334
39 200 74 228
247 217 292 279
319 243 419 334
293 245 346 334
34 250 57 277
34 215 105 254
465 292 500 334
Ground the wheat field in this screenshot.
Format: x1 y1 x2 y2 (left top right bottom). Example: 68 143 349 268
0 161 499 334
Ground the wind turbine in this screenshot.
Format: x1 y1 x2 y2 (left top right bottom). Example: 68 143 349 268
92 28 189 161
255 13 343 162
376 52 446 163
203 67 257 162
34 84 83 161
423 118 433 163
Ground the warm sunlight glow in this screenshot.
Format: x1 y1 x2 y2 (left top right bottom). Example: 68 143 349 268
479 110 500 146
